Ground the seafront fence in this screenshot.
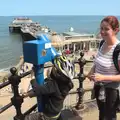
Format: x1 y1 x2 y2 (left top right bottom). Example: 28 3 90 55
0 51 94 120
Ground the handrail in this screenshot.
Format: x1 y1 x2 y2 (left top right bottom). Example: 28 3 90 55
0 52 94 120
0 65 53 90
23 104 37 116
0 80 10 89
20 70 32 78
0 102 12 114
69 88 92 95
0 62 86 90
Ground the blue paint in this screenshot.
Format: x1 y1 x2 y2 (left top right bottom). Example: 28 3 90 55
23 34 59 111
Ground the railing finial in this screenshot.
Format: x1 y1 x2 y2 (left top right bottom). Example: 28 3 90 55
10 67 17 75
9 67 24 120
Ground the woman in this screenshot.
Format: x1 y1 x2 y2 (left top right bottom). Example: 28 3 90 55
87 16 120 120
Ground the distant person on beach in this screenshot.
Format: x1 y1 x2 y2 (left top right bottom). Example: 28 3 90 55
22 55 75 120
87 16 120 120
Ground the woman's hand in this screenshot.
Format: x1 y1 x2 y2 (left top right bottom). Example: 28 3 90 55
90 73 105 81
86 74 93 81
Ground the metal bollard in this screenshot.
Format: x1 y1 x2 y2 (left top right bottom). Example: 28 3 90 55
8 67 24 120
75 51 86 110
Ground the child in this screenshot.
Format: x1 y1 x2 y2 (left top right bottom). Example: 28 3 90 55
23 55 75 120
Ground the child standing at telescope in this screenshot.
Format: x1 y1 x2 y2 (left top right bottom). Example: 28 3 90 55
23 55 75 120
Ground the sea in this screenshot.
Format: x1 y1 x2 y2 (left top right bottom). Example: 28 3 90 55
0 15 120 72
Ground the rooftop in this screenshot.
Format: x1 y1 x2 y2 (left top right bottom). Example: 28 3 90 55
62 32 95 37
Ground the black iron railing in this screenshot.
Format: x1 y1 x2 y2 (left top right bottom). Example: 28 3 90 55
0 52 94 120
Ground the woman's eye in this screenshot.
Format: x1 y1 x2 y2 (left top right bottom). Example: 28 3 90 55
104 28 110 31
100 27 110 31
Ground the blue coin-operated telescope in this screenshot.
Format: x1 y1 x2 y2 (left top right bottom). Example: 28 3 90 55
23 34 59 112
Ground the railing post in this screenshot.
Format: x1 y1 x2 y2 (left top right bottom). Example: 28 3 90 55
8 67 24 120
75 51 86 110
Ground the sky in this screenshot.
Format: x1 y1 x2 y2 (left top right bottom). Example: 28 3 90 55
0 0 120 16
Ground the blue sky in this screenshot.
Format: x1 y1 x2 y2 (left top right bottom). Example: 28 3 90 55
1 0 120 16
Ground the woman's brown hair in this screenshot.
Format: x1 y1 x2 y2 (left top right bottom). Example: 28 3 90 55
101 16 119 34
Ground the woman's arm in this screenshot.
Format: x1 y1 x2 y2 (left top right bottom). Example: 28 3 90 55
90 73 120 82
103 75 120 81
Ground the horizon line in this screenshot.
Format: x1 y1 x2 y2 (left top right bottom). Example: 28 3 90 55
0 15 120 17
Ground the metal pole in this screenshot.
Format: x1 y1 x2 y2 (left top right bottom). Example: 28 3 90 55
33 65 44 112
75 51 86 110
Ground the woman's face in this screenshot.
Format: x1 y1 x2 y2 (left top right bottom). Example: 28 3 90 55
100 21 116 40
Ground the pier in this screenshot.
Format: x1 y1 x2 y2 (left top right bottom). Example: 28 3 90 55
20 23 50 41
9 17 34 33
